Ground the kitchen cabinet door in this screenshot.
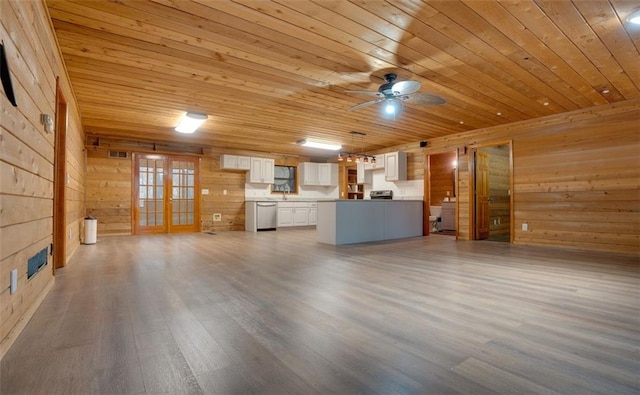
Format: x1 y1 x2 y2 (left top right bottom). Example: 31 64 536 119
356 161 372 184
299 162 319 186
308 208 317 225
248 157 275 183
277 207 294 227
385 152 407 181
236 156 251 170
293 207 309 225
220 154 250 170
318 163 337 186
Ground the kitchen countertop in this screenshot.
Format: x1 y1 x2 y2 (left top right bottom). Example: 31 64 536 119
245 197 335 202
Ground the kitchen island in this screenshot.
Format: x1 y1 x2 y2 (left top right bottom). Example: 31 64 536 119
316 200 423 245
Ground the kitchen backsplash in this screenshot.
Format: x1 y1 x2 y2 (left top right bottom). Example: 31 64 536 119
364 170 424 200
245 183 339 200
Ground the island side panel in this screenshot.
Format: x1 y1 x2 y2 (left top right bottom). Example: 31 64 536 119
316 201 337 244
384 201 423 240
335 201 386 245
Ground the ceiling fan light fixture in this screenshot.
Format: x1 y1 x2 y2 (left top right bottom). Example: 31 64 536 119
175 112 207 134
298 139 342 151
382 99 403 119
627 8 640 24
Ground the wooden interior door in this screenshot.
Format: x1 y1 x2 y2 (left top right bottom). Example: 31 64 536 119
134 154 199 234
53 80 67 270
475 150 490 240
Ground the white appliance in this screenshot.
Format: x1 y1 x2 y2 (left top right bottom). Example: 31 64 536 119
256 201 277 230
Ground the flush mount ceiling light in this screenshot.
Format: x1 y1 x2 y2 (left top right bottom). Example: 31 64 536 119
297 139 342 151
175 112 208 134
627 8 640 24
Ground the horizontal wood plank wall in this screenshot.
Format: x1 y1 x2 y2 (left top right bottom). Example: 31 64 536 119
0 0 84 359
85 150 132 235
382 99 639 254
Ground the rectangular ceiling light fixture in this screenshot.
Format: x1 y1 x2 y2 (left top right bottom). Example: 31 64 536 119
297 139 342 151
175 112 208 134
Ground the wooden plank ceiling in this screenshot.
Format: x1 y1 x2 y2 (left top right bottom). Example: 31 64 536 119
46 0 640 158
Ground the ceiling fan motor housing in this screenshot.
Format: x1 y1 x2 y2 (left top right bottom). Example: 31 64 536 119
378 73 398 96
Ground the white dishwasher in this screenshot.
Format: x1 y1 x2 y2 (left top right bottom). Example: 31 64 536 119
256 201 278 230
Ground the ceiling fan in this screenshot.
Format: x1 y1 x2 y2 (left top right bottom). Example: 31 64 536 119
346 73 446 117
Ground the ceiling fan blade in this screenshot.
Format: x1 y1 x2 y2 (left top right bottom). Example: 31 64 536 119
392 80 420 96
348 98 385 112
404 93 447 106
345 89 382 97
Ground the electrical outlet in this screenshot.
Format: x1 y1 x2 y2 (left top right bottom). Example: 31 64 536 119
202 189 209 195
522 223 528 232
213 213 222 222
223 189 227 195
10 269 18 294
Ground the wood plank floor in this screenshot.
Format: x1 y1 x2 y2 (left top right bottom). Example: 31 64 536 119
1 231 638 394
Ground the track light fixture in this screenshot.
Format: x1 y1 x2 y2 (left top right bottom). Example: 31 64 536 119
337 131 377 166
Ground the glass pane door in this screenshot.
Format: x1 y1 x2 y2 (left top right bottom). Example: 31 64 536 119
170 159 197 231
133 154 199 234
136 156 166 233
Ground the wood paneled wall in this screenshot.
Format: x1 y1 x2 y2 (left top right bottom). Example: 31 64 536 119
85 150 132 235
383 99 639 254
0 0 85 359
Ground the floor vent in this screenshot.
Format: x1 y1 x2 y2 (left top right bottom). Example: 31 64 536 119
108 150 128 159
27 248 48 280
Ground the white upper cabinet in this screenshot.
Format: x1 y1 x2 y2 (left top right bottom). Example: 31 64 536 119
299 162 337 186
384 151 407 181
299 162 319 185
248 157 275 184
356 161 372 184
318 163 337 186
220 154 251 170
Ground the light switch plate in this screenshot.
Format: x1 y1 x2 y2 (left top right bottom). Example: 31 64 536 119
522 223 528 232
202 189 209 195
10 269 17 294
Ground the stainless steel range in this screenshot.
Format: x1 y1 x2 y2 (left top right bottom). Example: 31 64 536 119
370 190 393 200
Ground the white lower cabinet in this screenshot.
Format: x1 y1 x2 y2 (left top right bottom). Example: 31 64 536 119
277 201 317 227
277 206 295 227
308 207 317 225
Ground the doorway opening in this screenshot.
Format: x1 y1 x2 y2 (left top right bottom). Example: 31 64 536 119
472 143 513 242
133 153 200 234
53 80 67 271
426 151 457 236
